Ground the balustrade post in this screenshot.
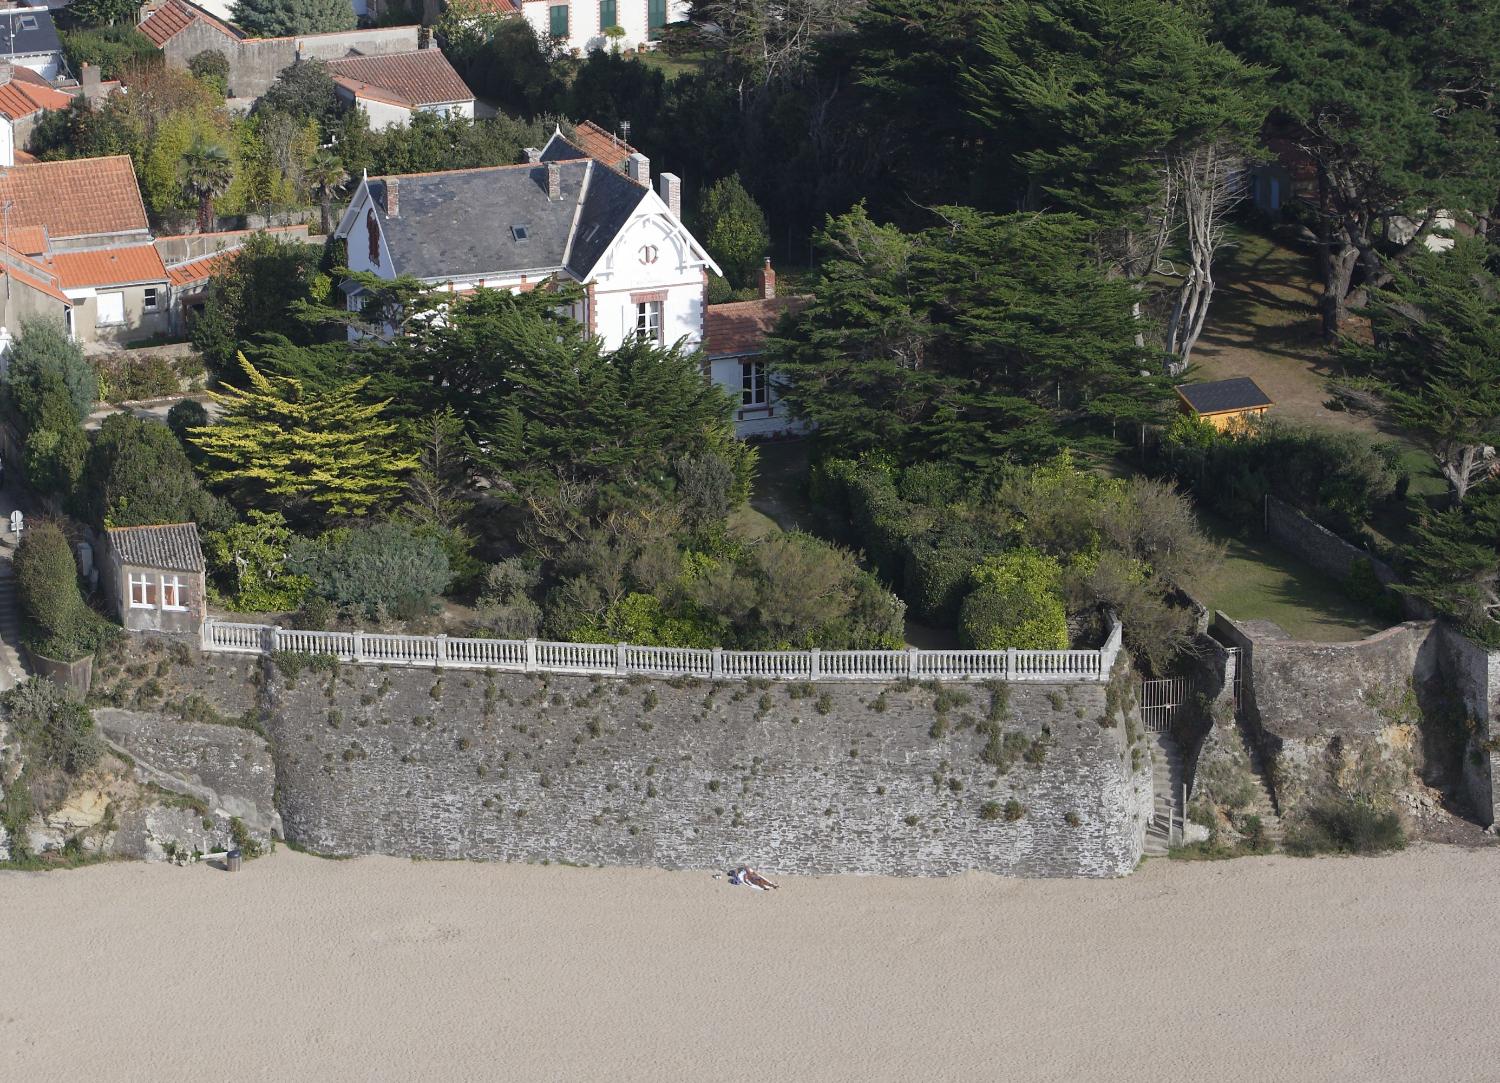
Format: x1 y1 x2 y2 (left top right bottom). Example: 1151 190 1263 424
435 634 448 668
200 619 212 652
616 641 628 675
808 647 821 681
267 625 282 655
524 637 538 673
907 646 919 678
1006 647 1017 681
352 631 365 664
711 647 723 679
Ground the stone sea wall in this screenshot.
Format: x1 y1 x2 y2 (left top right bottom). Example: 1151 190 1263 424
248 658 1150 878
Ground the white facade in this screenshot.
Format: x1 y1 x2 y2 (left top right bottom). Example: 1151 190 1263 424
707 355 804 439
342 93 476 131
520 0 690 55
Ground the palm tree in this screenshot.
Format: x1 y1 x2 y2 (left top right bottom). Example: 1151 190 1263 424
306 150 349 237
182 140 235 233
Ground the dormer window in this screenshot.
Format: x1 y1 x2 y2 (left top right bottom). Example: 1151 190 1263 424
512 224 529 243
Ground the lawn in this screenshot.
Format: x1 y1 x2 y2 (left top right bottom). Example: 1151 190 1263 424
634 50 707 80
1192 511 1386 642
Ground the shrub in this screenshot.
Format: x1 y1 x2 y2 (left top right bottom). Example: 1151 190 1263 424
1003 799 1025 821
958 549 1068 650
5 318 95 424
203 511 311 613
14 522 119 661
166 398 209 443
79 413 227 530
90 352 179 404
1284 797 1405 856
2 679 100 775
289 522 452 618
979 800 1002 821
188 49 230 95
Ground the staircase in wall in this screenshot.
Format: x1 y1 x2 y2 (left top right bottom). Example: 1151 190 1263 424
1144 732 1184 857
1236 728 1283 845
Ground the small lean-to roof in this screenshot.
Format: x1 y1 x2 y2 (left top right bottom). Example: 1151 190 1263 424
166 248 238 287
48 243 167 289
1175 377 1274 416
137 0 239 46
552 120 641 175
704 296 810 358
106 523 205 572
0 75 71 121
0 239 68 303
327 49 474 108
0 155 149 241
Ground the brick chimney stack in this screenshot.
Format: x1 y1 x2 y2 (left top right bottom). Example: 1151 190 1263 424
658 173 681 219
759 258 776 300
626 152 650 186
0 62 12 88
385 178 399 217
81 63 102 101
525 146 541 163
547 160 561 201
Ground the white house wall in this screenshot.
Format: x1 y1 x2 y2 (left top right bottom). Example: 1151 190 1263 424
709 356 807 440
0 118 13 169
358 96 414 131
520 0 690 54
587 207 705 351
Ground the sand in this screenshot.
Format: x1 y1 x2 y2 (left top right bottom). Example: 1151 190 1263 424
1 845 1497 1082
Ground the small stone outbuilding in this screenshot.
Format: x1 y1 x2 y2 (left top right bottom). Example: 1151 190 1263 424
102 523 205 639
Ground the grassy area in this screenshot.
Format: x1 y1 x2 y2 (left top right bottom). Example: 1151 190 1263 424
634 50 707 80
729 439 817 540
1193 511 1386 642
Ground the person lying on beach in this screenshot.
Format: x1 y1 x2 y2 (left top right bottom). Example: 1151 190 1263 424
730 867 779 890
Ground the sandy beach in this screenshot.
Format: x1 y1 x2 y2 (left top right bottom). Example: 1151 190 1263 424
1 845 1496 1082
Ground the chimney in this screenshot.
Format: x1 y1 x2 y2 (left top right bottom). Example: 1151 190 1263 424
385 178 399 217
81 63 101 100
0 62 11 88
525 146 541 164
626 152 650 186
658 172 681 220
546 160 560 201
759 258 776 300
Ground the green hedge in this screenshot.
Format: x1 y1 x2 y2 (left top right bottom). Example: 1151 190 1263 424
957 550 1069 650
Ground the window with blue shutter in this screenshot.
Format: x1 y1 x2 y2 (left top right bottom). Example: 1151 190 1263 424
648 0 666 35
599 0 616 29
549 4 569 38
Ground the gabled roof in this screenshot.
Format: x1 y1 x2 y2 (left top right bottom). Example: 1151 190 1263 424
704 296 810 358
165 248 238 287
6 225 47 256
47 243 167 290
0 156 149 241
0 74 71 121
1175 377 1274 416
0 8 61 59
138 0 239 46
551 120 641 174
0 239 68 304
106 523 205 572
327 49 474 108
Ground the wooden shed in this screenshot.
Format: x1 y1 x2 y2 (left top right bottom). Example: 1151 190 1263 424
1174 377 1273 432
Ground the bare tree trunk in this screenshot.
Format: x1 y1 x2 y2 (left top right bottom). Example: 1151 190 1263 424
1164 143 1244 371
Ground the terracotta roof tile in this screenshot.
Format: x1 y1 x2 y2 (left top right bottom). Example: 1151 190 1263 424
6 226 48 256
0 77 71 121
704 296 809 358
0 155 149 240
0 240 68 304
137 0 239 47
468 0 519 12
571 119 639 173
166 248 238 287
107 523 205 572
327 50 473 108
47 243 167 289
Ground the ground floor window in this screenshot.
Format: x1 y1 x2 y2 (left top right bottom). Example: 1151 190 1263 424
741 360 769 406
143 286 160 313
96 290 125 326
161 575 186 611
550 3 569 38
635 300 662 344
599 0 616 29
128 573 156 609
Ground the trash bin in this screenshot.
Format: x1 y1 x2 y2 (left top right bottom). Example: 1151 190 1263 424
227 848 242 872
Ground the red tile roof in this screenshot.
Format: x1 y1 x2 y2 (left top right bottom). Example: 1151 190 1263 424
47 243 167 289
0 76 70 121
166 248 238 287
138 0 238 47
6 226 47 255
0 240 68 304
703 296 809 358
571 119 639 172
327 49 474 108
468 0 519 12
0 155 149 240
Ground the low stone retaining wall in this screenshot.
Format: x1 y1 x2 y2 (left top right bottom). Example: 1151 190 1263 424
1264 496 1428 620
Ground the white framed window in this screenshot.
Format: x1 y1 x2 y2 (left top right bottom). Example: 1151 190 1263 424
143 287 160 313
160 574 186 611
96 290 125 326
128 573 157 609
635 300 662 344
741 360 769 407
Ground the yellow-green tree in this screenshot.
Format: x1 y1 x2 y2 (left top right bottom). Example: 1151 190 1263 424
191 353 415 523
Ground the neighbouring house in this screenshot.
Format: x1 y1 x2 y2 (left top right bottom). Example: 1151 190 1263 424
0 239 71 369
0 62 72 166
517 0 688 54
0 155 167 345
704 260 810 439
101 522 207 639
1175 377 1273 432
0 6 65 81
157 224 313 334
327 47 475 130
137 0 421 99
333 126 720 351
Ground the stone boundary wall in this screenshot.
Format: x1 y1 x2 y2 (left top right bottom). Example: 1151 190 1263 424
1437 629 1500 827
1264 496 1429 620
234 656 1151 878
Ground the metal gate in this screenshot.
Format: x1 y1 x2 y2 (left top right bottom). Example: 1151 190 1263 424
1225 646 1243 715
1140 677 1191 733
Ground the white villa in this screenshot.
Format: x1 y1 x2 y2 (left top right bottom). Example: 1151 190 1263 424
519 0 689 55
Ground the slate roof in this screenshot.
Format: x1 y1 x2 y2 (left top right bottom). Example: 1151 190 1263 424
328 49 473 108
106 523 205 572
47 243 167 289
0 156 150 241
0 7 61 59
137 0 238 46
704 296 810 358
1175 377 1273 415
364 145 649 281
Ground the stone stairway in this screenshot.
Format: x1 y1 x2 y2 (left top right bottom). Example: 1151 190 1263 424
0 570 25 692
1237 738 1283 846
1144 733 1184 857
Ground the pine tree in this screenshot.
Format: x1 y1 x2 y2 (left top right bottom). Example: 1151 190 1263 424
191 353 415 523
698 174 770 289
231 0 354 37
